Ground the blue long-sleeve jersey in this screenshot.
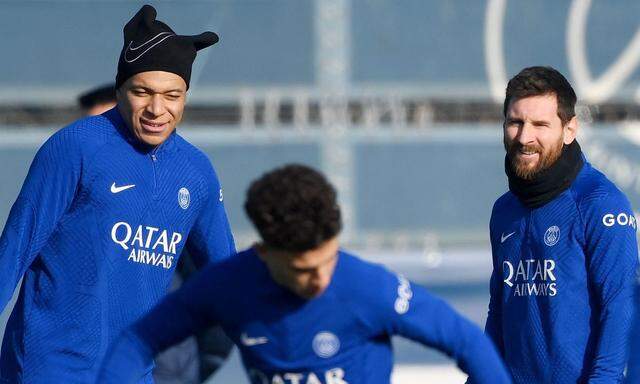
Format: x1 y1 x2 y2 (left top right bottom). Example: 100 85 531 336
625 286 640 384
0 108 235 383
99 248 512 384
483 160 638 384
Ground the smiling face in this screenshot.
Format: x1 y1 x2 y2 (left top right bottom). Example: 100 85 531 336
116 71 187 147
503 94 578 179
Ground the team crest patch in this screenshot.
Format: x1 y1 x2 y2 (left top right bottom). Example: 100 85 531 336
178 188 190 209
312 332 340 358
544 226 560 247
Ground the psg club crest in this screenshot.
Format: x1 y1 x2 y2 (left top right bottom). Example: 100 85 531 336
312 332 340 358
178 187 190 209
544 226 560 247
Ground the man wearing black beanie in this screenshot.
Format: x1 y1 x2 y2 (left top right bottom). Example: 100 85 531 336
0 5 235 383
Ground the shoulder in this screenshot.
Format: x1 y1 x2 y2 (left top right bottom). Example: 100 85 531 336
190 249 253 289
174 135 221 185
489 191 523 231
37 114 116 159
571 162 632 214
570 162 636 235
338 251 394 284
336 251 409 311
492 191 519 214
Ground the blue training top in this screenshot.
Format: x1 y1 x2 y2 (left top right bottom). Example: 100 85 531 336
99 248 512 384
0 108 235 383
481 160 638 384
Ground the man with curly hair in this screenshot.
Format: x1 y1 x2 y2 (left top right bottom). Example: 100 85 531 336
99 164 511 384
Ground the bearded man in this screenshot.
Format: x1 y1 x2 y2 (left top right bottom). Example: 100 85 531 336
475 66 638 384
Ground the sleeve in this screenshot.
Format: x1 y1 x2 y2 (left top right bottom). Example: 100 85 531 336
484 213 505 356
623 285 640 384
98 265 221 383
185 163 235 268
581 192 639 383
368 268 512 384
195 326 234 380
0 128 81 312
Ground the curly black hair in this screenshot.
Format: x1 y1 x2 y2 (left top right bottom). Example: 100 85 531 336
244 164 342 252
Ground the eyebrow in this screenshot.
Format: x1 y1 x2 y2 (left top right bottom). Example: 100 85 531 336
131 85 184 94
290 254 336 271
505 117 550 126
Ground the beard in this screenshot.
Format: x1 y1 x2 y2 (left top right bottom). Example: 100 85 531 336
504 137 564 180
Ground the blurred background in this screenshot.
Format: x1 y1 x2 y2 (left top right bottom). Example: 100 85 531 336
2 0 640 383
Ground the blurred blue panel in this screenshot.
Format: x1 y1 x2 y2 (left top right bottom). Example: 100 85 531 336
354 139 506 231
0 0 314 87
351 0 487 84
351 0 640 94
193 142 321 233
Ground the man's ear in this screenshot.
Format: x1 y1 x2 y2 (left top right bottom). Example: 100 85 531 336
563 115 578 145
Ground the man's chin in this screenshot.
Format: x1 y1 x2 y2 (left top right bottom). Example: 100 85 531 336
512 160 541 180
135 129 172 147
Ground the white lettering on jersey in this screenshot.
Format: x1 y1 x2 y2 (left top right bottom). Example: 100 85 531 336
602 212 637 229
503 259 557 297
394 274 412 314
306 373 322 384
111 222 181 270
249 368 349 384
325 368 348 384
283 373 303 384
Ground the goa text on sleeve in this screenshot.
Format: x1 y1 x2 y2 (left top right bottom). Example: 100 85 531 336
488 161 638 384
579 189 638 382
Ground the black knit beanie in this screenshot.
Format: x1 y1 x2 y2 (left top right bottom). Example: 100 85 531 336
115 4 218 89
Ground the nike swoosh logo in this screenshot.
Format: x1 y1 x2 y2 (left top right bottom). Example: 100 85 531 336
124 32 175 63
111 183 136 194
501 231 516 243
240 333 268 347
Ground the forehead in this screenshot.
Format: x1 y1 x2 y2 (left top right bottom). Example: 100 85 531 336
288 248 335 269
507 94 559 120
126 71 187 91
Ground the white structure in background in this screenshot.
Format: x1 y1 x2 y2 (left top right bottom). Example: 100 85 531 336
485 0 640 104
315 0 356 243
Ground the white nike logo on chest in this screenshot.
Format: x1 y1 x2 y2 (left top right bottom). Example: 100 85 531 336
111 183 136 194
501 231 516 243
241 333 268 347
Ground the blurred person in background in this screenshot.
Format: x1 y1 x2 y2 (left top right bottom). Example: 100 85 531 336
78 82 233 384
0 5 235 383
476 66 638 384
78 83 117 116
99 164 512 384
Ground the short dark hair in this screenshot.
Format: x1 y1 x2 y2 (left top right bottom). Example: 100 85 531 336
504 66 577 125
244 164 342 252
78 83 116 109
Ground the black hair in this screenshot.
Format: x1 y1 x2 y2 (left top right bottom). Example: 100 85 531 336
78 83 116 110
244 164 342 252
504 66 577 125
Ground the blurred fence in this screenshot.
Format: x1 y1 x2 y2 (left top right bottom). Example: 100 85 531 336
2 123 640 275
